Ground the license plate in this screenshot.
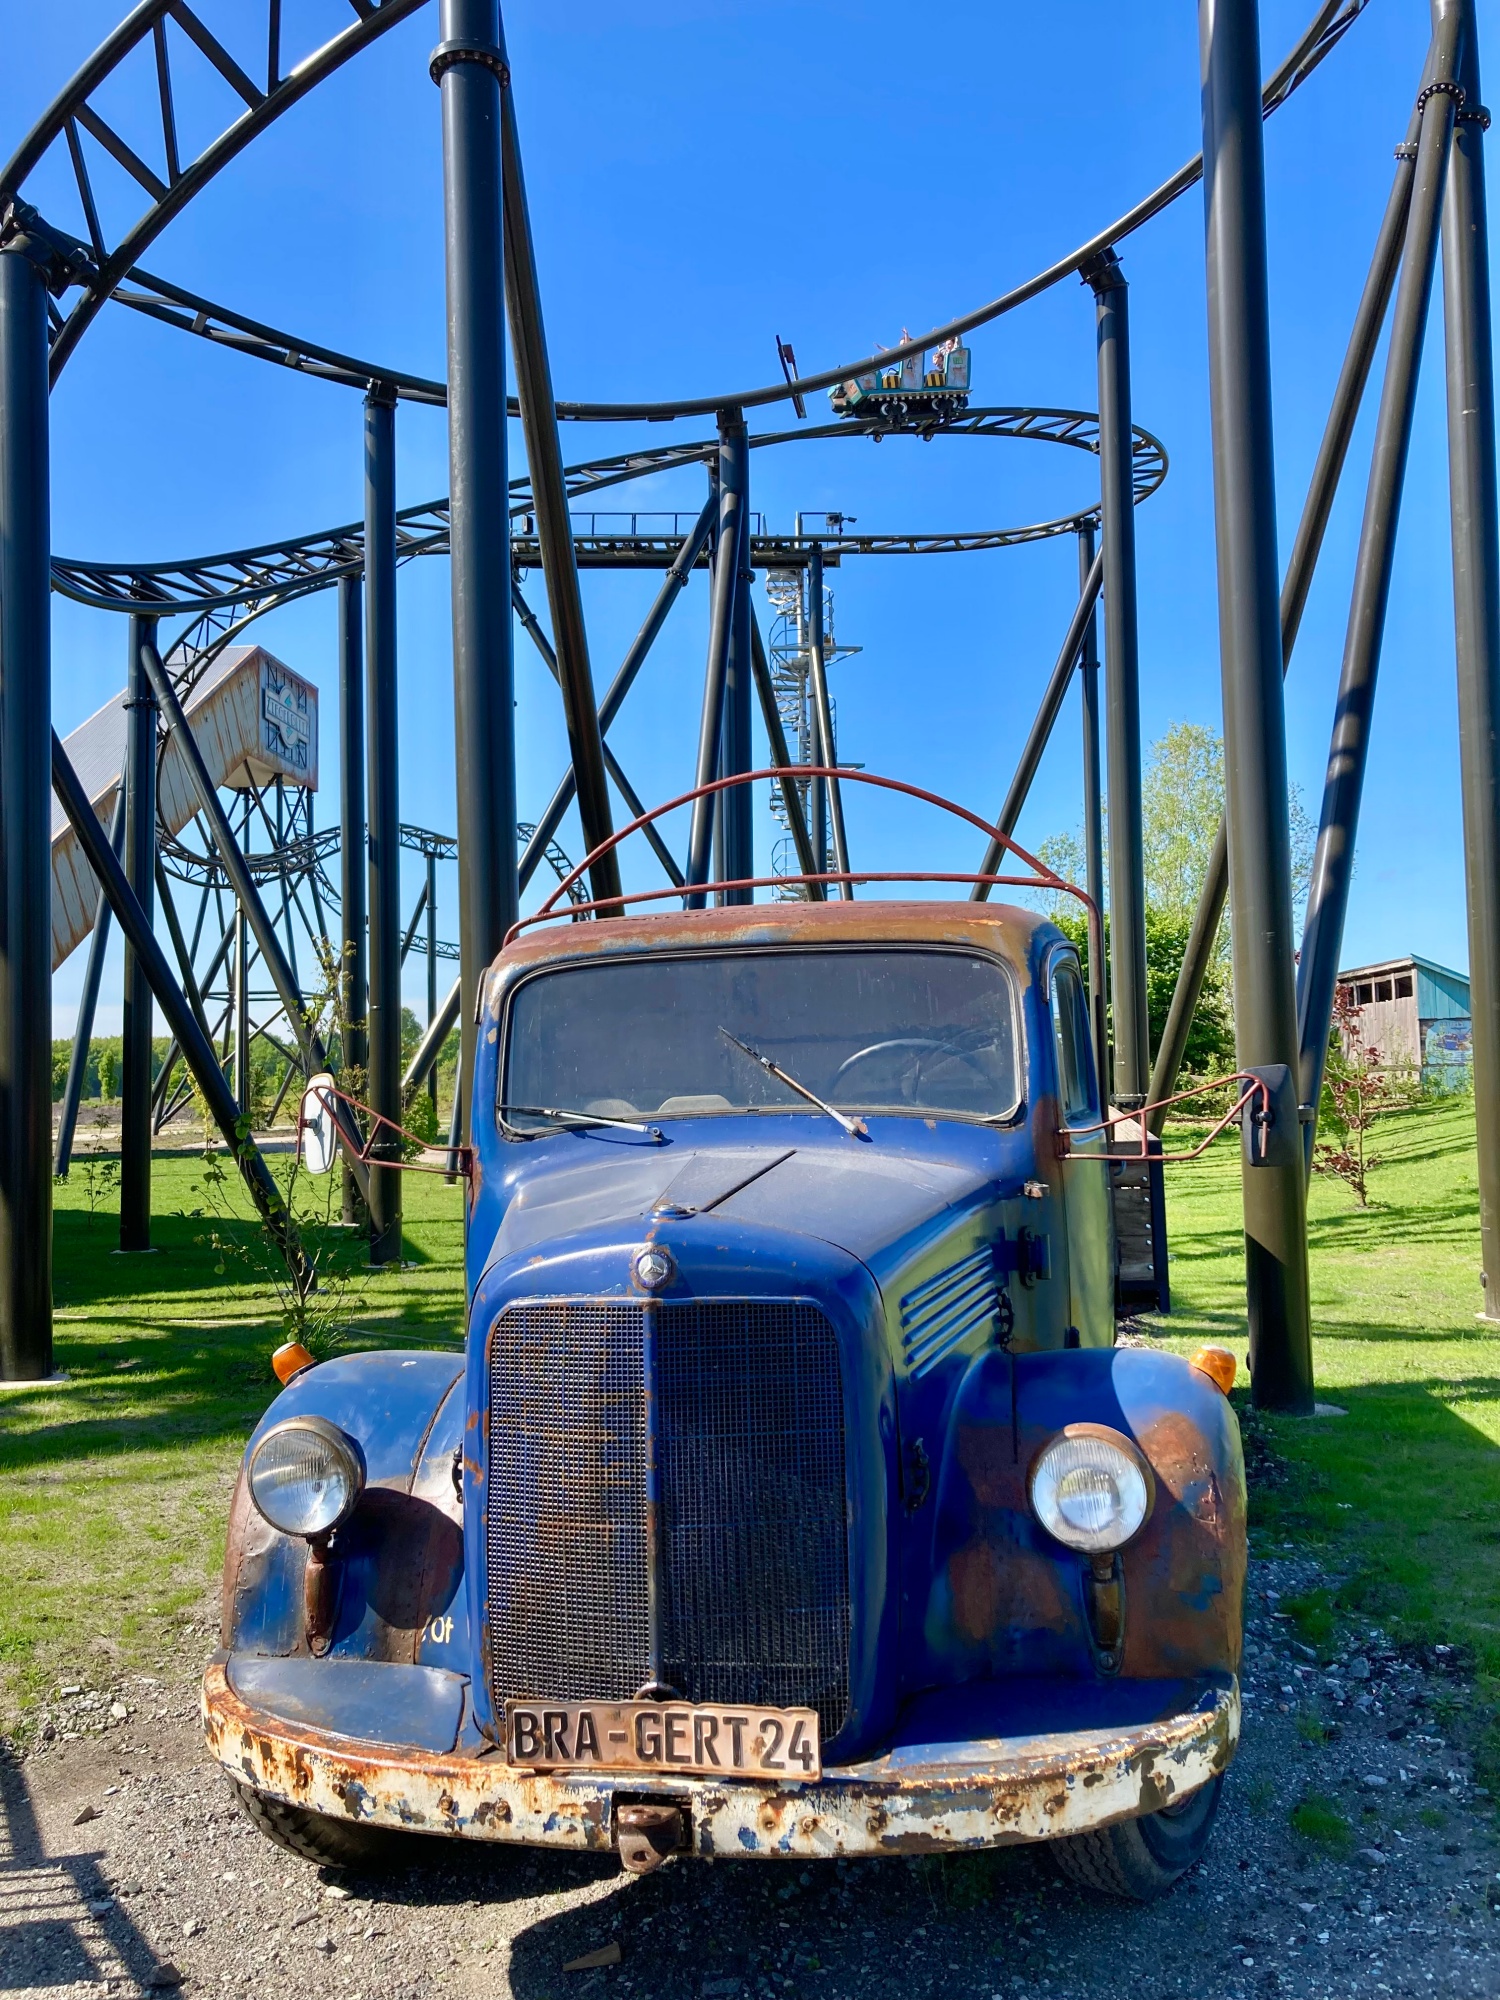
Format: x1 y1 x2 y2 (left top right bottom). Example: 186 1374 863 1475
504 1699 821 1781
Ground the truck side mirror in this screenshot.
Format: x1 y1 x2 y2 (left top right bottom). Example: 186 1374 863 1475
298 1072 339 1176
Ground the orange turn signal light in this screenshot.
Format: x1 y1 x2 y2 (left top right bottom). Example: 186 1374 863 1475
271 1340 317 1386
1189 1345 1237 1396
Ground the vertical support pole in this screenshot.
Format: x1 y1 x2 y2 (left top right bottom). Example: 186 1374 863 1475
1084 250 1148 1106
721 451 754 903
364 383 401 1266
800 557 827 878
426 849 439 1110
0 246 53 1376
1440 0 1500 1324
808 542 852 898
1147 115 1422 1129
686 415 745 904
55 790 126 1177
234 907 250 1117
434 0 518 1141
337 571 366 1225
1199 0 1315 1412
1296 37 1458 1154
120 612 158 1251
1077 522 1110 1099
0 242 53 1378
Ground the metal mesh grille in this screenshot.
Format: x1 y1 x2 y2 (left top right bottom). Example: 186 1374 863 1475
486 1297 850 1738
487 1302 651 1702
658 1302 850 1737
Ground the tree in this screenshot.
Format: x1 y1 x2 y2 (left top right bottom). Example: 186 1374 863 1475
1032 721 1316 1058
97 1046 119 1102
1048 906 1235 1081
1312 984 1418 1207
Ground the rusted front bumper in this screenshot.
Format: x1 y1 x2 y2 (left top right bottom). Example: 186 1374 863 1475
202 1664 1239 1859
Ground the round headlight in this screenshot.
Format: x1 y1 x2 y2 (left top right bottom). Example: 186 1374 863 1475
1029 1428 1153 1554
248 1416 364 1539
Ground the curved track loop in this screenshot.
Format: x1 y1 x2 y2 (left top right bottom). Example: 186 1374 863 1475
0 0 428 385
31 0 1365 421
53 408 1167 634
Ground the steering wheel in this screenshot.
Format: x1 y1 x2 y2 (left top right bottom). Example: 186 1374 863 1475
832 1036 992 1103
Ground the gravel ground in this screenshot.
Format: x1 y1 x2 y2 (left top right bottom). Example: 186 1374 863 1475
3 1554 1497 2000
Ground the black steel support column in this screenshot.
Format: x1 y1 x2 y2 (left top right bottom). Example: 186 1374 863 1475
434 0 517 1136
234 798 251 1117
404 976 461 1104
808 543 852 899
1296 31 1459 1157
0 242 53 1379
1078 522 1110 1099
364 384 401 1265
337 571 367 1225
972 552 1105 891
518 491 716 892
805 568 827 880
1148 92 1423 1128
426 851 438 1110
120 613 158 1251
1200 0 1315 1412
1084 250 1148 1106
686 418 745 904
55 791 126 1178
52 732 306 1284
748 609 822 894
137 645 364 1207
721 440 754 904
1439 0 1500 1323
498 47 619 913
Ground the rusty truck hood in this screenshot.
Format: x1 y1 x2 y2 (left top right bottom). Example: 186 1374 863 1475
484 1119 1023 1273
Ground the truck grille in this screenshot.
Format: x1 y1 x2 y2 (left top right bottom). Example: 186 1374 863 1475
486 1299 851 1737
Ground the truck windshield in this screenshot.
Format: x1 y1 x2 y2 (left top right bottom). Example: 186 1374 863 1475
502 947 1021 1128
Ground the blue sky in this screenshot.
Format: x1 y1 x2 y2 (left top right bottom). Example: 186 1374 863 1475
5 0 1489 1034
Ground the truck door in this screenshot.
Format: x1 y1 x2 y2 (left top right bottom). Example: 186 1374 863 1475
1047 949 1114 1345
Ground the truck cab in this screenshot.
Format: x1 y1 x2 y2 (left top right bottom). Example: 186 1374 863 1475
205 897 1244 1897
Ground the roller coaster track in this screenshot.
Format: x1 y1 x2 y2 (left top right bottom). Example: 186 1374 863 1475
51 410 1168 686
2 0 1365 418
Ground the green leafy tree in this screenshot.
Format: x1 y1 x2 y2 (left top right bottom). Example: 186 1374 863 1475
1033 722 1315 1064
96 1046 119 1102
1047 906 1235 1080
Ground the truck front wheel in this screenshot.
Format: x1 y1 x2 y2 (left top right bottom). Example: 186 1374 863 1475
227 1777 428 1871
1049 1775 1223 1900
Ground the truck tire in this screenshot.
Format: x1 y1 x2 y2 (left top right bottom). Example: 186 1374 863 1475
227 1776 422 1870
1049 1775 1223 1901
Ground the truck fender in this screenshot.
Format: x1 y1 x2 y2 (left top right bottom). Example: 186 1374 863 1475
220 1351 468 1673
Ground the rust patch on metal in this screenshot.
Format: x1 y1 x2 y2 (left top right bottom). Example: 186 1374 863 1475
203 1664 1240 1860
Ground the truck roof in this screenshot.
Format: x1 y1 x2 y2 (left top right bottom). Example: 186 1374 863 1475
495 898 1054 980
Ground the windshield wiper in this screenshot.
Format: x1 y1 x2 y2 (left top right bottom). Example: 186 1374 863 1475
500 1104 664 1140
719 1029 868 1141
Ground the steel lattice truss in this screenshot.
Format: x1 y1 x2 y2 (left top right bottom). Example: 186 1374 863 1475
0 0 428 383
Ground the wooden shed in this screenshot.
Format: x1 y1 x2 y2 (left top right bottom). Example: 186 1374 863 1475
51 646 319 970
1336 953 1472 1090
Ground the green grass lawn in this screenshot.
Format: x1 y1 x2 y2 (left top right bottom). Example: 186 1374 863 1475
1151 1091 1500 1777
0 1149 466 1723
2 1099 1496 1774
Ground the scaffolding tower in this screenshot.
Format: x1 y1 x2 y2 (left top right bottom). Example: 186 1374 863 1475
763 525 861 898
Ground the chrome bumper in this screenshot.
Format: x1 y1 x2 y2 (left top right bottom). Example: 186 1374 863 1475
202 1664 1239 1859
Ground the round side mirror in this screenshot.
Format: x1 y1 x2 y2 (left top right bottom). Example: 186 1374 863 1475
298 1071 339 1175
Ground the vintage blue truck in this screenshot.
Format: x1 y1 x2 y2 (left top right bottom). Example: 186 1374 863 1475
203 894 1245 1898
